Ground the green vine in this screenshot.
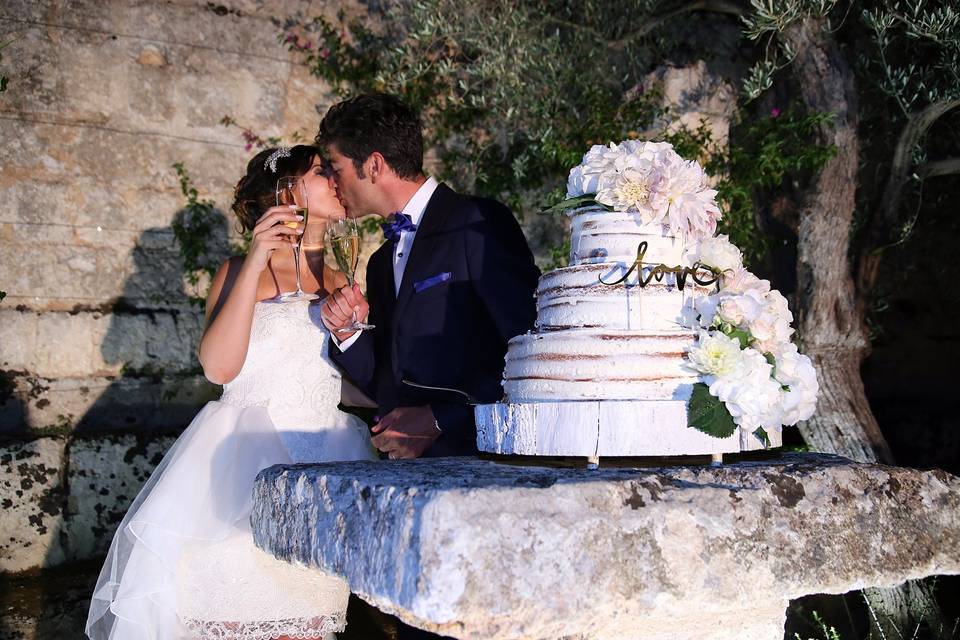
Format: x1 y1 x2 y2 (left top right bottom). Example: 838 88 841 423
171 163 227 307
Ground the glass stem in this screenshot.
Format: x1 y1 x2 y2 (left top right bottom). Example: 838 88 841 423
293 244 304 294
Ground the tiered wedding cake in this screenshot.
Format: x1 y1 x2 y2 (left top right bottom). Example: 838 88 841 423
476 141 819 460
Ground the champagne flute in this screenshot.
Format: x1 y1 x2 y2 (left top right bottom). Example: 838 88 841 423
324 217 375 332
276 176 318 303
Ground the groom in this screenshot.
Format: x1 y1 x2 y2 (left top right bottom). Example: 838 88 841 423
319 93 540 460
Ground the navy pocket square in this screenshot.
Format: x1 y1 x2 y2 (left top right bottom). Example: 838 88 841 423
413 271 453 293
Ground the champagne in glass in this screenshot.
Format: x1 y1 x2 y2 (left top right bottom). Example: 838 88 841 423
275 176 318 303
329 233 360 285
324 218 374 332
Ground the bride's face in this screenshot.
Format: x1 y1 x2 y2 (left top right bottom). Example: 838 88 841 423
301 155 345 220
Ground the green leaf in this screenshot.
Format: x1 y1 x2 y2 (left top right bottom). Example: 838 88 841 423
722 325 753 349
687 382 738 438
539 194 608 215
753 427 771 448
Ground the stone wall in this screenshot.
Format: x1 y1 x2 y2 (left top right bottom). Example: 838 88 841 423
0 0 349 572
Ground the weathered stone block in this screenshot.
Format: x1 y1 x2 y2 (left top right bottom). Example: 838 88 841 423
0 372 218 433
34 313 96 378
0 437 67 572
0 309 38 370
252 454 960 640
63 434 175 561
0 433 176 572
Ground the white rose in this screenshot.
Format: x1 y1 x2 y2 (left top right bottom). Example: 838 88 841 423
773 347 819 424
688 293 721 328
722 267 770 296
697 234 743 273
717 289 766 327
747 311 780 350
765 289 794 325
574 144 612 195
566 165 585 198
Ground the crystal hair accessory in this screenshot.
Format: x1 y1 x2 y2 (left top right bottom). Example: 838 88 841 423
264 147 292 173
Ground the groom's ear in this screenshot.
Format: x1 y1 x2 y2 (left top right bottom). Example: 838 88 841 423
366 152 386 184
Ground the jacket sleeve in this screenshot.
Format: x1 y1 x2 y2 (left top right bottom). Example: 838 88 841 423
328 330 376 399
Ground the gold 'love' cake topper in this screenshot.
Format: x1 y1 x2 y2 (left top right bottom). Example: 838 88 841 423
599 241 720 289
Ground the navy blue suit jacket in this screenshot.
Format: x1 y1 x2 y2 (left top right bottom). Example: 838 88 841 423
330 183 540 456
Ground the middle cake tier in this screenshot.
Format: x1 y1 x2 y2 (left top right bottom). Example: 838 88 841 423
503 328 700 402
535 262 714 332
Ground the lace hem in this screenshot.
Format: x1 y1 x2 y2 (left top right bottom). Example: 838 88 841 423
183 612 346 640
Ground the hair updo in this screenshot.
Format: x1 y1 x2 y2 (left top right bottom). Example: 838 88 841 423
231 145 320 232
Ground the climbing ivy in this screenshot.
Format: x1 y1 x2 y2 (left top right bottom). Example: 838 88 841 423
171 163 229 307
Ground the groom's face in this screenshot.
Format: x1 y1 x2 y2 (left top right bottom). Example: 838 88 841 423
325 144 380 219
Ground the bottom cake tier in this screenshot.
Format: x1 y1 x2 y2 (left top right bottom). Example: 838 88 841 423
475 399 781 457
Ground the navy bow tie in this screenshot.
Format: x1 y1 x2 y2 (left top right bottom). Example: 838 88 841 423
381 212 417 243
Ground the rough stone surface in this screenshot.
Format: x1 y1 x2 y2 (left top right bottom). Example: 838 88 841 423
0 434 174 572
252 454 960 640
0 438 68 572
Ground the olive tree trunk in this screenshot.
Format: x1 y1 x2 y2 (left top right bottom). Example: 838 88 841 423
782 16 944 639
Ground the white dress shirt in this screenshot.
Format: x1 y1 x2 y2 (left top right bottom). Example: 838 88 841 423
334 176 440 352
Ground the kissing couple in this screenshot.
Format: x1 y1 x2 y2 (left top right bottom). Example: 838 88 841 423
86 93 540 640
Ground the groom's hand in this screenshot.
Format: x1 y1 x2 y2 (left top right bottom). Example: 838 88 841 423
371 406 441 459
321 284 369 340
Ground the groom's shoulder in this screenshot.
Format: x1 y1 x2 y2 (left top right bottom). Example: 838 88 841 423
438 184 516 226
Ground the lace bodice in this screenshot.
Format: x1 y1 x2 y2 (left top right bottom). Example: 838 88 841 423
220 299 372 463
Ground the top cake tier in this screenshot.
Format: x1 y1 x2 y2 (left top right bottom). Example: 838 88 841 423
569 206 685 267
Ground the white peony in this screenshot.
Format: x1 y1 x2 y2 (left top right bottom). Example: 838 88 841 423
657 156 722 241
595 165 665 219
707 348 783 431
692 234 743 273
685 331 747 378
774 345 819 425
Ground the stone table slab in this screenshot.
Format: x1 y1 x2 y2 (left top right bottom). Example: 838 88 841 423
251 454 960 640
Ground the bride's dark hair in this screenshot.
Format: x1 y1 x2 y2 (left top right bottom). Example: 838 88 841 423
231 145 319 232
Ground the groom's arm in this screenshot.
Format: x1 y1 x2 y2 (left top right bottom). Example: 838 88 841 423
328 330 376 399
465 199 540 343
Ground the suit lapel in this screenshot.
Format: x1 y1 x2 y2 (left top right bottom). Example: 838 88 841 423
367 240 395 317
393 184 455 320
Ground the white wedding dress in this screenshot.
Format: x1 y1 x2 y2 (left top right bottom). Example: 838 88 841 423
86 299 377 640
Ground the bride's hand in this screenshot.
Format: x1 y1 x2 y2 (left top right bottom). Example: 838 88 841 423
245 205 303 272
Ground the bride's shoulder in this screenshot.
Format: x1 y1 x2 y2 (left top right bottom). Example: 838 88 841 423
203 256 248 318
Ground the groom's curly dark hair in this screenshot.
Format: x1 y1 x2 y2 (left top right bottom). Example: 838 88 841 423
316 93 424 181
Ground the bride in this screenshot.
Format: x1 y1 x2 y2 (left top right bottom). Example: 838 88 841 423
86 145 377 640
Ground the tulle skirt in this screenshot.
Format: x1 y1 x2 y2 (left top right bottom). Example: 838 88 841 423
86 401 375 640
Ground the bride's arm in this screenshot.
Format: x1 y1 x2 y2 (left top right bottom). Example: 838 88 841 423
198 205 302 384
197 258 259 384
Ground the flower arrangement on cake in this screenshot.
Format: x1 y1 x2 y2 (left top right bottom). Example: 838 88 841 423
682 235 819 445
545 140 721 243
546 139 819 446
